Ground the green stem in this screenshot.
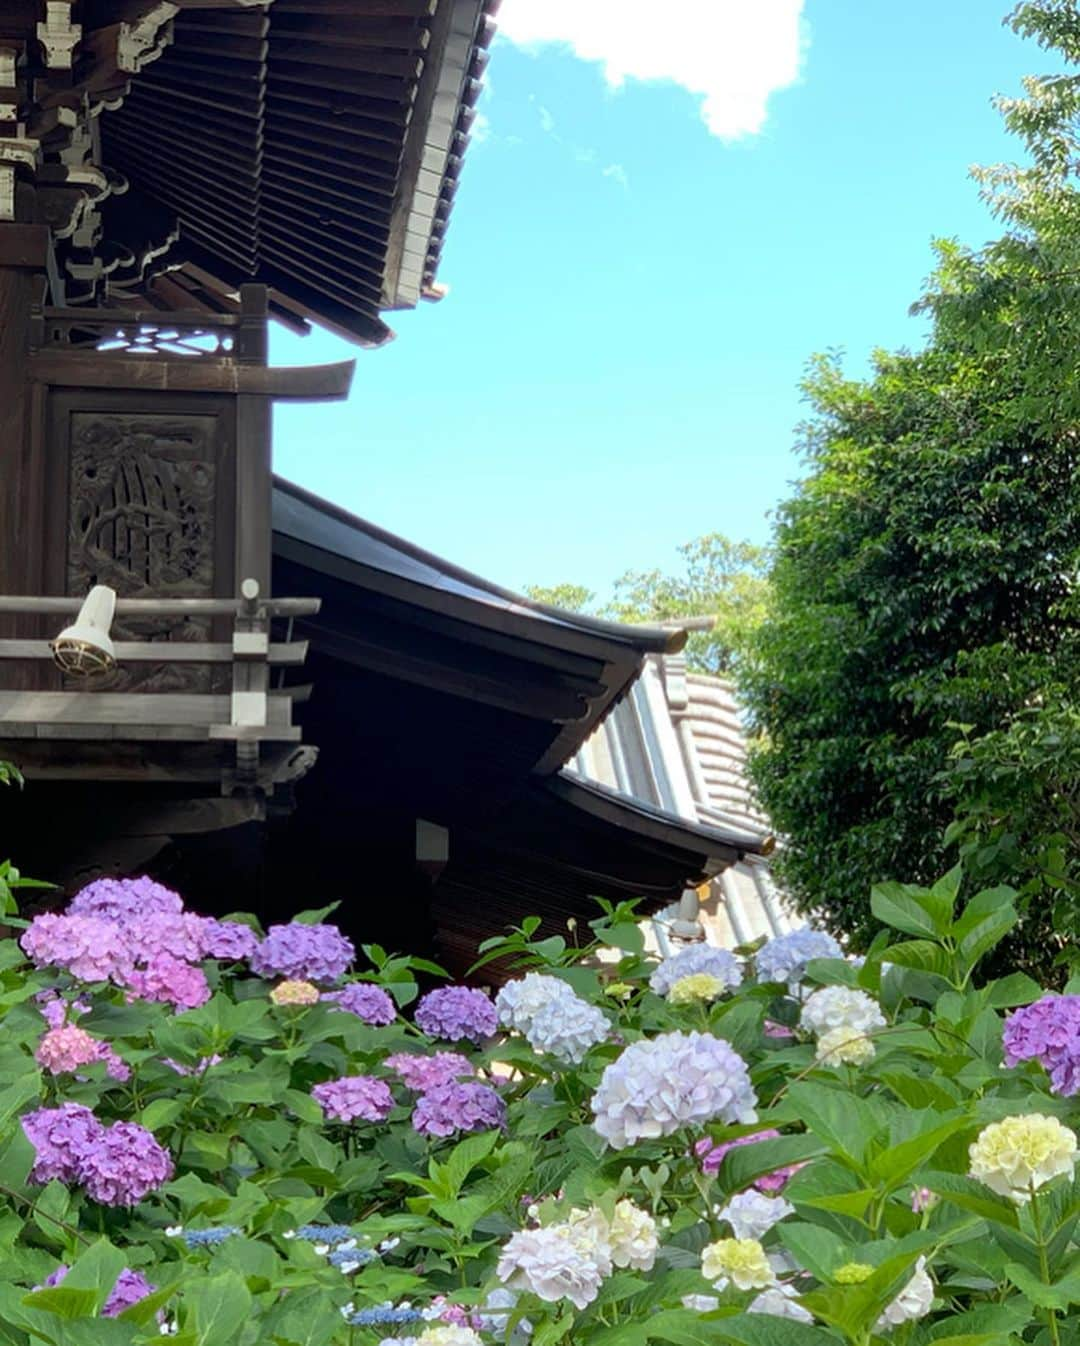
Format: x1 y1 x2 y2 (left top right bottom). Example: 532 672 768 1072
1029 1184 1062 1346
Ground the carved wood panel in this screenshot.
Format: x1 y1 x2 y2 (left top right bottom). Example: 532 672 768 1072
67 411 219 692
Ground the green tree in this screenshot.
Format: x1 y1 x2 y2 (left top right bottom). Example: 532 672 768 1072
527 533 771 676
741 0 1080 974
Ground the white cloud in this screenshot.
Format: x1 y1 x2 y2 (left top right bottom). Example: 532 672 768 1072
497 0 806 140
472 112 492 143
602 163 629 190
538 104 556 134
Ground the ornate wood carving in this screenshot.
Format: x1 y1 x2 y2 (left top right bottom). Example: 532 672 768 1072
66 411 219 692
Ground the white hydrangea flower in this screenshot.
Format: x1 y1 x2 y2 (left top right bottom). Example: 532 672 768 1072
496 1217 612 1310
418 1330 484 1346
701 1237 775 1291
756 929 842 987
649 944 743 998
717 1190 794 1240
607 1199 659 1271
681 1295 719 1313
526 994 608 1064
495 974 578 1034
591 1031 757 1150
969 1114 1079 1202
815 1025 877 1067
875 1258 934 1330
801 986 885 1038
749 1284 814 1322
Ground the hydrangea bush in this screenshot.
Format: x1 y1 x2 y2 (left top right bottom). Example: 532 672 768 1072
4 869 1080 1346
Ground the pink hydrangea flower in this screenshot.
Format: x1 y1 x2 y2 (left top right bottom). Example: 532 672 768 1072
386 1052 475 1091
21 913 132 983
36 1025 129 1082
311 1075 394 1124
122 954 210 1009
694 1128 801 1192
123 912 210 965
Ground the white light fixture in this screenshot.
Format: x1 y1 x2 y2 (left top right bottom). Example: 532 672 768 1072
51 585 117 677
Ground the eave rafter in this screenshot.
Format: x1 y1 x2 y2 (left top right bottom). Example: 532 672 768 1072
0 1 267 299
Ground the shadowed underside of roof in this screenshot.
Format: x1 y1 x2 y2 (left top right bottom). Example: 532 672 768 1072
98 0 498 343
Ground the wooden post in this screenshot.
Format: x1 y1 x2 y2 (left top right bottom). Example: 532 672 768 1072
234 283 271 598
0 223 49 688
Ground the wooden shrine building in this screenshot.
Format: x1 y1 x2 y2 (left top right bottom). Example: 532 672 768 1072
0 2 770 974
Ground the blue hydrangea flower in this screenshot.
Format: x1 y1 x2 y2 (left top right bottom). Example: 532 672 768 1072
344 1304 424 1326
292 1223 356 1245
649 945 743 998
755 928 842 987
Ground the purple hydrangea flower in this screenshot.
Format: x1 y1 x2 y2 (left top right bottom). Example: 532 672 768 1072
1003 995 1080 1096
42 1265 156 1318
35 991 90 1030
323 983 397 1025
311 1075 394 1124
200 918 259 962
250 922 355 984
68 875 184 923
21 914 132 984
694 1128 800 1191
163 1054 222 1076
415 986 497 1044
122 954 210 1010
22 1103 105 1185
412 1081 506 1138
76 1121 174 1206
386 1052 475 1091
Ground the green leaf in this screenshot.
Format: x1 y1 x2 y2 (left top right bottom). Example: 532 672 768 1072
1005 1259 1080 1310
867 1111 972 1186
292 904 341 925
21 1286 100 1320
921 1171 1020 1228
139 1098 185 1131
443 1129 499 1196
60 1238 128 1316
871 881 944 938
184 1271 252 1346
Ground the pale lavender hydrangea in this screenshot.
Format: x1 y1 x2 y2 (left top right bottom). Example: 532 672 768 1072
415 987 497 1044
1003 996 1080 1096
69 875 183 923
526 994 608 1064
43 1265 156 1318
323 983 397 1025
412 1082 506 1138
77 1121 174 1206
755 928 842 987
21 913 132 984
22 1103 105 1185
250 922 355 984
386 1052 475 1091
591 1031 757 1150
35 991 89 1030
495 974 578 1034
199 918 259 962
649 945 743 998
312 1075 394 1124
123 954 210 1009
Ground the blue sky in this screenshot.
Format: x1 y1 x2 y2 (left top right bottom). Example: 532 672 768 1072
272 1 1053 601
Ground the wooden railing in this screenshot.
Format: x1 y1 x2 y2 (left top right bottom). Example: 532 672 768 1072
0 581 317 793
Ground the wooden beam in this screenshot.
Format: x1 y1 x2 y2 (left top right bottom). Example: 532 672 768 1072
27 352 356 400
0 223 49 266
0 690 296 728
0 596 320 617
0 639 308 664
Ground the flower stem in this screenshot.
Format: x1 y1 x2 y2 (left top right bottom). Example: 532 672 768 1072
1029 1184 1061 1346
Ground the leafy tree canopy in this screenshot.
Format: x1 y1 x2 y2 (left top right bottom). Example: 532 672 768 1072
527 533 771 676
741 0 1080 977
